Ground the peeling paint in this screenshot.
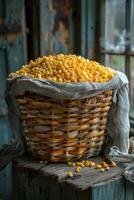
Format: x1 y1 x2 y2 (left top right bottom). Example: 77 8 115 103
52 0 72 49
40 0 74 54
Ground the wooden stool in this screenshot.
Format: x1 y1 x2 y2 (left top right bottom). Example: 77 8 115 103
12 156 134 200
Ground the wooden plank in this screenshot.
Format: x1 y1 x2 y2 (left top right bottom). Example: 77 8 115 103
13 156 134 200
13 155 47 170
62 166 123 190
76 188 91 200
14 156 123 191
0 49 7 115
0 118 13 199
80 0 87 57
13 161 61 200
0 163 12 200
86 0 96 59
0 1 26 199
39 0 75 56
125 180 134 200
91 177 126 200
60 182 77 200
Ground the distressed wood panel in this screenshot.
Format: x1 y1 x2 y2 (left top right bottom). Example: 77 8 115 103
13 156 134 200
92 178 126 200
39 0 78 56
12 156 134 200
0 0 27 115
0 0 27 199
81 0 96 58
0 49 7 115
125 180 134 200
0 117 13 200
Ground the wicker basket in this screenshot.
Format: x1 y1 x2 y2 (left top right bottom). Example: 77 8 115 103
17 90 112 162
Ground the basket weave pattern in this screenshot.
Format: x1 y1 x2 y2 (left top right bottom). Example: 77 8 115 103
17 90 112 162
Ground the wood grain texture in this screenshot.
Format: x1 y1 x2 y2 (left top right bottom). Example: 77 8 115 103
39 0 77 56
14 156 123 190
12 156 134 200
125 180 134 200
92 177 126 200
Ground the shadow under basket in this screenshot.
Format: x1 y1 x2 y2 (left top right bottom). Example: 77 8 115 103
17 90 113 162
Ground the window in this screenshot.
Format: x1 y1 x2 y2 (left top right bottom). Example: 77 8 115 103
97 0 134 114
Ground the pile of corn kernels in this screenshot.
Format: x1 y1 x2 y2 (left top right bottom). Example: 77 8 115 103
9 54 115 83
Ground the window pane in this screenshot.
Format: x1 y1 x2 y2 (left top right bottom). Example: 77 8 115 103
101 0 126 53
131 1 134 51
130 57 134 111
104 55 125 72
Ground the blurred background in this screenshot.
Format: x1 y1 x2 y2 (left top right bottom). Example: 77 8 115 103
0 0 134 199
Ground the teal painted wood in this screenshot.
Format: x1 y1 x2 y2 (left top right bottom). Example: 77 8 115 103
12 158 134 200
0 49 7 115
125 180 134 200
86 0 96 59
0 117 13 200
80 0 87 57
0 0 26 199
39 0 75 56
91 178 126 200
0 164 12 200
81 0 96 58
0 0 27 115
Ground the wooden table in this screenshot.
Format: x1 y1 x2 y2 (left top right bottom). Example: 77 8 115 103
12 156 134 200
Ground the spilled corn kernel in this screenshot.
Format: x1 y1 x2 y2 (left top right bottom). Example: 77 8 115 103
75 166 81 172
88 161 95 167
100 168 105 172
111 161 117 167
79 163 85 167
72 163 76 167
66 172 73 177
105 166 110 170
67 162 72 166
103 163 109 168
96 164 102 169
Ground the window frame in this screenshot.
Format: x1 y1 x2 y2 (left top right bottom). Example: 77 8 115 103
96 0 134 111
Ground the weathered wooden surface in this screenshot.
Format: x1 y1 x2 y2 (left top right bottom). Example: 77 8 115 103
13 156 123 189
0 0 27 115
39 0 76 55
12 156 134 200
81 0 96 59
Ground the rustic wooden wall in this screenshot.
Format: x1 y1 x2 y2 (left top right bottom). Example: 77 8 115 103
0 0 27 199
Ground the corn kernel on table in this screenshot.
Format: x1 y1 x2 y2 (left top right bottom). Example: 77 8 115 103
12 156 134 200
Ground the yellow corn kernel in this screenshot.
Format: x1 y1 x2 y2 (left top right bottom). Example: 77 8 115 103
103 163 109 168
72 163 76 167
102 162 106 165
75 167 81 172
96 164 102 169
67 162 72 166
85 162 90 167
105 166 110 170
100 168 105 172
88 161 95 167
79 163 85 167
111 161 117 167
66 172 73 177
76 162 81 166
82 161 86 165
